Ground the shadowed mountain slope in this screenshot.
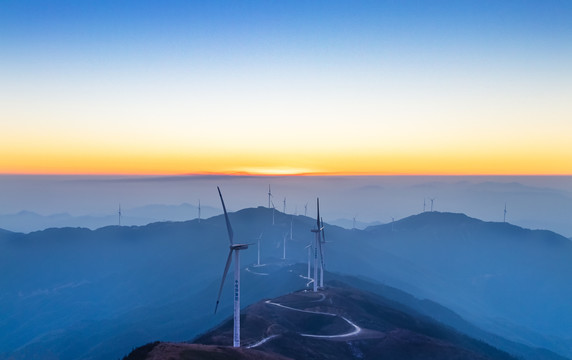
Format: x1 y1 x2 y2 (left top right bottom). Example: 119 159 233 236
145 285 515 360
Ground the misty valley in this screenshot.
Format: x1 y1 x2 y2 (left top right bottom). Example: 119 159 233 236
1 194 572 359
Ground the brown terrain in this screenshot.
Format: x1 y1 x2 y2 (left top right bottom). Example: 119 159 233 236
126 285 515 360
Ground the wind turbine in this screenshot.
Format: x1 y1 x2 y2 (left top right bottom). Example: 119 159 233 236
214 187 250 348
310 198 324 292
283 197 286 214
423 198 426 212
304 202 308 217
118 204 122 226
352 216 356 230
271 200 276 225
504 203 507 223
430 198 435 212
267 185 272 208
198 199 201 223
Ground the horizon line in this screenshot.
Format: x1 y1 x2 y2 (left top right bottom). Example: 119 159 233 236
1 171 571 177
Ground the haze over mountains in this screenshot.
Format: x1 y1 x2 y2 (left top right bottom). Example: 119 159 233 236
0 203 220 233
1 204 571 359
1 175 571 236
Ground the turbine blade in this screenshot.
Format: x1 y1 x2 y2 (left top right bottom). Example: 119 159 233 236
316 198 320 229
217 186 234 245
321 217 326 243
214 249 234 314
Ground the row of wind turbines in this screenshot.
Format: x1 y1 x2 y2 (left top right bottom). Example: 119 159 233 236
214 186 326 348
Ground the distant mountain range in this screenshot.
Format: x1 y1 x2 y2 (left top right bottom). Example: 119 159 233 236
0 203 220 232
0 204 380 233
1 208 571 359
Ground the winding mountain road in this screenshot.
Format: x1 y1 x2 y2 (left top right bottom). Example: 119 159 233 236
247 293 364 348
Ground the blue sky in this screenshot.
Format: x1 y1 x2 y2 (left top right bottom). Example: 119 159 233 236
1 0 571 174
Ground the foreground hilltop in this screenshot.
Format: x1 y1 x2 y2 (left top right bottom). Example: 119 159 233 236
129 284 515 360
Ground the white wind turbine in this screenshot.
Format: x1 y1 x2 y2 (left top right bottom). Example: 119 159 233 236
267 185 272 208
214 186 250 348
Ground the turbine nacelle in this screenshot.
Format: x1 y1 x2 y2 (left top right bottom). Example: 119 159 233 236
231 243 250 250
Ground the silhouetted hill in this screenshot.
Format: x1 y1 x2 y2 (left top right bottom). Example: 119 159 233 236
142 285 515 360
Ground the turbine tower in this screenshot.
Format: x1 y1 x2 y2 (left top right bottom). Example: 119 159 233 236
283 197 286 214
305 243 312 280
256 233 263 266
271 201 276 225
267 185 272 208
214 187 250 348
282 232 287 260
319 216 326 288
304 202 308 217
310 198 324 292
118 204 122 226
423 198 426 212
430 198 435 212
198 199 201 223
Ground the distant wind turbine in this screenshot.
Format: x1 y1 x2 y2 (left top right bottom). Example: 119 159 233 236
118 204 122 226
304 202 308 217
214 187 250 348
504 203 507 223
283 197 286 214
267 185 272 208
271 200 276 225
430 198 435 212
423 198 426 212
198 199 201 223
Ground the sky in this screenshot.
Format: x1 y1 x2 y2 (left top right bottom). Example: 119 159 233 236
1 0 572 175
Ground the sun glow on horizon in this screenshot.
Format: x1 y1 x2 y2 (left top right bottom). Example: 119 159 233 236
1 1 571 177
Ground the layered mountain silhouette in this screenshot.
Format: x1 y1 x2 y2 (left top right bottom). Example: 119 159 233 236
1 208 571 359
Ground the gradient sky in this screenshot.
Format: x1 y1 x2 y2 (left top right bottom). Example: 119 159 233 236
1 0 571 175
